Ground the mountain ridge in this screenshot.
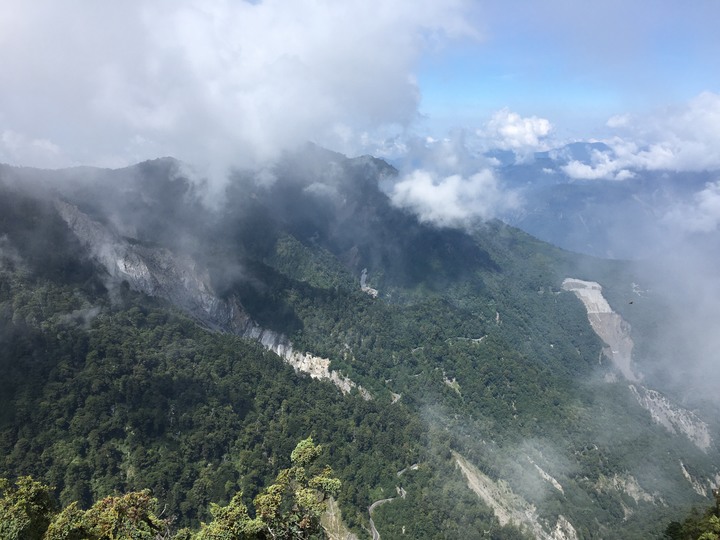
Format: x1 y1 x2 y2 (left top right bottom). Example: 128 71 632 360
1 149 719 538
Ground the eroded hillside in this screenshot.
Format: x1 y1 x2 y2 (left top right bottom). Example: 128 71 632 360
1 152 719 538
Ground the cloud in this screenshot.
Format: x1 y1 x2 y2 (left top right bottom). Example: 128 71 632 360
399 132 483 176
390 168 520 227
481 108 552 151
560 145 635 181
606 114 629 129
0 130 64 169
0 0 475 178
563 92 720 180
384 130 522 227
663 181 720 234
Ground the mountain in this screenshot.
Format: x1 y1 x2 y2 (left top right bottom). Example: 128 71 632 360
1 148 719 538
495 142 717 260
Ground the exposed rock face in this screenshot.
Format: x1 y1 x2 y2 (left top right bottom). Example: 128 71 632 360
55 199 224 326
55 198 369 398
321 497 359 540
360 268 379 298
678 461 719 497
254 327 371 399
527 456 564 494
629 385 711 451
453 451 578 540
595 473 664 506
552 515 579 540
563 277 712 451
561 278 639 381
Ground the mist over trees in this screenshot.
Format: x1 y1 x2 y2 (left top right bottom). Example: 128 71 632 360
1 151 719 538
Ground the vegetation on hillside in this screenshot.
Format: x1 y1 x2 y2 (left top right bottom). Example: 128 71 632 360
0 438 339 539
0 261 526 537
2 156 719 538
663 491 720 540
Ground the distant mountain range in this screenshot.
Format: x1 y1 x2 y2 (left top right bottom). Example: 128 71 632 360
1 147 719 538
490 142 719 260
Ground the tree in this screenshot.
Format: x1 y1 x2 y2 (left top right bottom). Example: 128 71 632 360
194 437 341 540
254 437 341 539
76 490 166 539
190 493 263 539
44 490 167 540
698 516 720 540
663 491 720 540
0 476 57 540
43 502 86 540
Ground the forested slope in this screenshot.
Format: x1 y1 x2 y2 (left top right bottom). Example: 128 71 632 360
1 151 718 538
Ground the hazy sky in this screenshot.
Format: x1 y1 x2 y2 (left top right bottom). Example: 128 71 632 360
417 1 720 136
1 0 719 178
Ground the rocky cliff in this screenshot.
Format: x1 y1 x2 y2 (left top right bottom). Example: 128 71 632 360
54 198 367 397
564 277 712 451
561 278 639 381
453 451 579 540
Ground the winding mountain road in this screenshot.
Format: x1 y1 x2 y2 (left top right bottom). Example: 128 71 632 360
368 497 395 540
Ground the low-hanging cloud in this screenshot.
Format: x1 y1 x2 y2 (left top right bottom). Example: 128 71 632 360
386 131 522 227
663 180 720 234
0 0 475 178
0 130 62 169
391 168 520 228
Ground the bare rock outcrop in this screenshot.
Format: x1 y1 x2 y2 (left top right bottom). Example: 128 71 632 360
55 198 369 398
629 385 711 451
321 497 359 540
561 278 639 381
595 473 665 509
563 277 711 451
453 451 578 540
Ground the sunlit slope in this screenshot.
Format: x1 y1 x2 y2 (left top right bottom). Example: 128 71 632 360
1 149 718 538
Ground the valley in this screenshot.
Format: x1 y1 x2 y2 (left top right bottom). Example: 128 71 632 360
1 152 719 538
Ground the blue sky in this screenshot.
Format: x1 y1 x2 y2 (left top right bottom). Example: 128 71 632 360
416 1 720 138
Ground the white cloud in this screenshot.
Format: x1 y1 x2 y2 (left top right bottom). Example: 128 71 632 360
561 159 614 181
0 130 65 169
481 108 553 151
563 92 720 180
390 168 520 227
664 181 720 233
606 114 630 128
384 130 522 227
561 145 634 181
0 0 475 178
